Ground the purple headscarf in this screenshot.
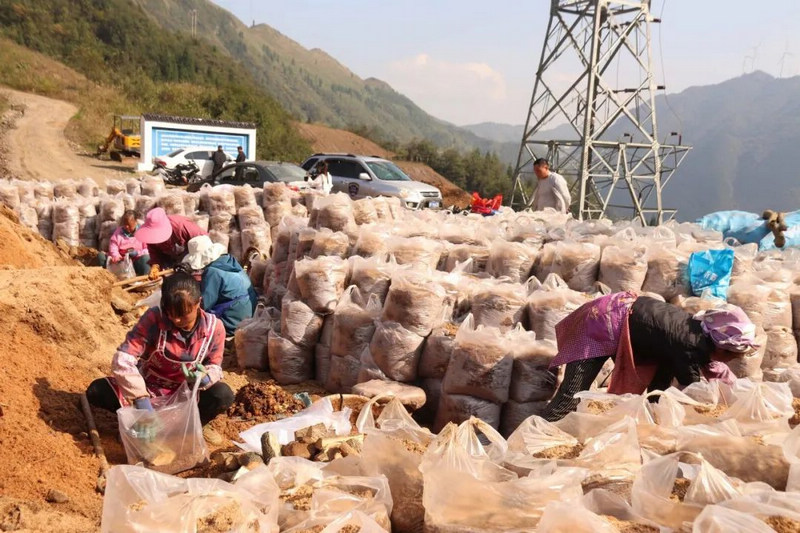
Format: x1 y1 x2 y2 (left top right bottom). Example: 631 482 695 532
693 305 759 353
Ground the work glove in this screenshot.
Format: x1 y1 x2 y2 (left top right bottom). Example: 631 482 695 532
131 398 160 442
148 264 160 280
181 363 210 388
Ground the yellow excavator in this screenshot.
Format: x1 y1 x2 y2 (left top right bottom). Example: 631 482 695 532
97 115 141 162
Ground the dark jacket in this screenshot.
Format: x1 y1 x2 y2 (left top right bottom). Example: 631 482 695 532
211 150 227 172
236 151 246 163
629 296 713 391
201 254 257 336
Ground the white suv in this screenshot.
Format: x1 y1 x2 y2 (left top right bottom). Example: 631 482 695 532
301 153 443 209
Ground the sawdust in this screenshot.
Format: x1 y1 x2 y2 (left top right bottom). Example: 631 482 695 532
532 443 584 459
441 322 459 336
764 515 800 533
585 400 614 414
0 205 77 268
228 381 305 420
791 398 800 427
128 500 148 512
692 404 728 418
196 501 258 533
669 477 691 502
0 496 97 532
280 484 314 511
396 437 427 455
602 515 659 533
582 474 633 501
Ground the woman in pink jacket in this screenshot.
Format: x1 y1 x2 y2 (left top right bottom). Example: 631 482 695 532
98 210 150 276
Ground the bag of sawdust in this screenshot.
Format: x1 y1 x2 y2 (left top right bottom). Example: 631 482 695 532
122 177 140 195
53 180 77 199
290 202 308 218
444 244 490 273
268 330 314 385
0 182 19 211
355 397 434 533
313 193 356 234
694 502 790 533
599 243 648 292
227 230 243 262
263 201 293 231
33 180 54 200
140 175 165 197
762 327 797 370
442 315 513 403
526 274 587 342
671 294 727 315
352 197 379 225
419 326 457 380
507 330 559 403
294 255 348 314
331 286 382 358
358 345 389 383
270 216 305 263
368 196 391 222
631 451 743 529
241 227 272 256
432 393 503 432
99 197 124 223
99 220 118 252
728 276 791 329
725 327 766 380
470 282 526 331
206 185 237 216
280 293 324 349
181 191 199 215
262 182 294 206
353 224 392 258
35 201 53 240
315 344 332 385
208 230 230 251
232 184 257 209
102 464 279 533
290 227 314 261
78 177 99 197
486 241 538 283
235 305 275 370
248 258 268 290
78 202 99 248
157 193 185 216
310 228 350 259
387 236 443 270
642 246 691 299
186 213 209 233
537 240 602 292
236 206 266 230
537 501 621 533
731 243 758 276
348 255 394 304
381 271 447 336
500 401 550 438
208 212 235 234
369 320 426 382
16 205 37 230
325 354 361 393
134 195 157 217
506 412 579 458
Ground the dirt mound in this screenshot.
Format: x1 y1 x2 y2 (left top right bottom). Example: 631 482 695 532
228 381 305 419
295 122 471 208
0 261 131 526
0 206 77 268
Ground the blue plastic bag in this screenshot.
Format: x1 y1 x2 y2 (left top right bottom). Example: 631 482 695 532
695 211 768 245
687 249 735 300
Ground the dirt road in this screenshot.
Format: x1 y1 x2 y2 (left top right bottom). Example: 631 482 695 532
2 88 134 185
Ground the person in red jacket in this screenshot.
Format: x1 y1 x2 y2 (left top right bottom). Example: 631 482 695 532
85 272 233 444
135 207 207 279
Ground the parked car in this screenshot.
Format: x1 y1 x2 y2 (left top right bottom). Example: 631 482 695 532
186 160 310 193
300 153 443 209
152 147 233 178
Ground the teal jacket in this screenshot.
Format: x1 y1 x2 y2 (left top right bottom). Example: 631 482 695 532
201 255 257 336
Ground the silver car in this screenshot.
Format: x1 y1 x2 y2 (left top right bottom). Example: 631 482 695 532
301 154 443 209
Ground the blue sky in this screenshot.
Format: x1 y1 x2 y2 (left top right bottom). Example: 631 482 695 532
211 0 800 126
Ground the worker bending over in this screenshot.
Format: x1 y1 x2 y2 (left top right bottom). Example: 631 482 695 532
134 207 207 278
181 235 257 338
85 272 233 443
541 292 758 421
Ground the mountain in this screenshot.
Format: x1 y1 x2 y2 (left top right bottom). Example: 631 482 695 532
461 122 525 144
129 0 516 157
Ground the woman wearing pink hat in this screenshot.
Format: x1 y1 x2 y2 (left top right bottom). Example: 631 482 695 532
135 208 207 279
541 293 759 421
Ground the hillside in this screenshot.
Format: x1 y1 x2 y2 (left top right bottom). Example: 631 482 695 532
461 122 525 144
295 122 472 207
127 0 516 157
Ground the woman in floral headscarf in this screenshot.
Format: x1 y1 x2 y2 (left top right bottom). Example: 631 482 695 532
540 293 759 421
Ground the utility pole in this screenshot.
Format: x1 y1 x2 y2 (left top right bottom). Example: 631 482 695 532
189 9 198 38
510 0 690 224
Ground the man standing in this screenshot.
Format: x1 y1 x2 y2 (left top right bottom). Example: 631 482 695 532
211 145 227 176
529 158 571 214
234 146 246 181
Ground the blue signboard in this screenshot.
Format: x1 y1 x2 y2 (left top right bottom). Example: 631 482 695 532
152 127 250 158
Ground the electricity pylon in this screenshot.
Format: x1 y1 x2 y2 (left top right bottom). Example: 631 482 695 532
510 0 690 224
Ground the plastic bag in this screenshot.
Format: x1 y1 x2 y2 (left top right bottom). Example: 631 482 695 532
348 255 394 303
642 245 691 299
101 464 280 533
419 326 456 380
445 244 490 273
352 197 379 225
331 286 382 358
381 271 446 336
107 254 136 280
485 241 537 283
506 415 579 456
313 193 357 234
599 243 648 292
325 354 361 393
140 175 165 197
536 241 601 292
281 293 324 348
719 380 794 435
267 330 314 385
499 401 549 437
285 510 387 533
692 504 775 533
420 418 587 531
470 282 526 332
78 177 99 197
116 381 207 474
762 326 798 370
294 255 348 314
353 224 392 258
157 192 185 215
526 274 587 342
442 315 512 403
687 249 735 299
356 397 434 533
368 321 425 382
387 236 443 270
508 330 559 402
433 393 502 432
310 228 350 259
537 500 618 533
235 305 274 370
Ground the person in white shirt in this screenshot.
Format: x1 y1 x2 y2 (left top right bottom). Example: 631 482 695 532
310 161 333 195
529 158 571 214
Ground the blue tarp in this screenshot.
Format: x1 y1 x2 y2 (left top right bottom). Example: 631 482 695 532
695 210 800 251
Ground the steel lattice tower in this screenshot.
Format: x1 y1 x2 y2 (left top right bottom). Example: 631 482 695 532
510 0 690 224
